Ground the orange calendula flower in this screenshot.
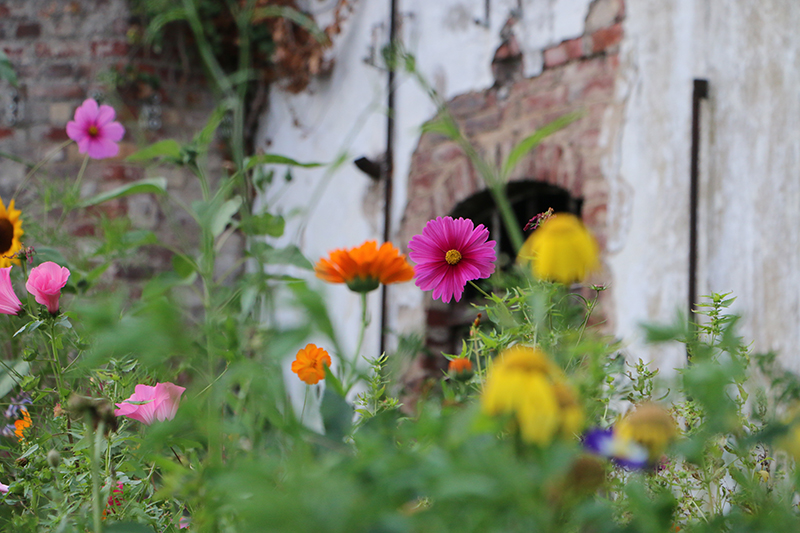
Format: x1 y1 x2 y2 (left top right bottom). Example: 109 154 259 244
0 196 23 268
315 241 414 293
291 343 332 385
14 408 31 441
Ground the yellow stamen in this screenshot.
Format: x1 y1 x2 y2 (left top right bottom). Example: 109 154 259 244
88 125 99 136
445 249 462 265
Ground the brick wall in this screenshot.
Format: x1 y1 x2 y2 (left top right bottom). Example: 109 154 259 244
0 0 233 297
398 0 625 366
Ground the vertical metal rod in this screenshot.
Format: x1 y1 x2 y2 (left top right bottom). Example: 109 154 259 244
379 0 399 357
689 79 708 322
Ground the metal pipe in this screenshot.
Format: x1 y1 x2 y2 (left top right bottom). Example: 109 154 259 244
379 0 399 357
689 79 708 323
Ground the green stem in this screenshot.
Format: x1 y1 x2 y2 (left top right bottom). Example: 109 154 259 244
90 420 106 533
467 279 490 299
72 154 90 196
11 139 72 201
47 323 66 399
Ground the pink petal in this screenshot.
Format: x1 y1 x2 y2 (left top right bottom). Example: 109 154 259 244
0 267 21 315
96 104 116 126
152 382 185 422
76 137 92 154
74 99 99 125
101 121 125 142
66 121 86 143
87 137 120 160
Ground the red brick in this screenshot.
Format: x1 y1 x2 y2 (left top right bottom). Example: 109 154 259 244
590 23 623 54
71 223 97 237
0 5 9 17
44 64 75 78
2 47 24 59
45 126 69 141
543 44 568 68
0 128 13 140
91 40 129 58
102 164 144 183
15 22 41 38
432 143 464 164
35 42 83 58
448 92 487 118
582 74 616 99
522 87 567 113
464 111 501 136
29 85 85 99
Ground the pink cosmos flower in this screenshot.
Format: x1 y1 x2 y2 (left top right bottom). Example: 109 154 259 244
26 262 70 314
66 99 125 160
114 382 186 425
408 216 496 303
0 267 21 315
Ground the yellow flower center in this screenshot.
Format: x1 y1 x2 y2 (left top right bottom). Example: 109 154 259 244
445 249 462 265
0 218 14 254
88 125 99 136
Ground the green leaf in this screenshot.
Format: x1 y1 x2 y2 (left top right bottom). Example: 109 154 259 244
240 212 285 237
500 111 583 179
244 154 322 171
421 117 461 140
0 360 30 399
172 253 196 279
210 196 243 237
249 243 312 269
104 522 157 533
321 386 352 442
125 140 182 163
288 281 340 353
193 100 233 148
79 177 167 208
0 50 18 87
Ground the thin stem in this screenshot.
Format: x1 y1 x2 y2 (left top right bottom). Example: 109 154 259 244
468 280 490 299
72 155 90 196
12 140 72 201
300 386 309 423
47 323 66 399
90 420 106 533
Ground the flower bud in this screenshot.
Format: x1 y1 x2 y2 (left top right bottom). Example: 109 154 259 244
47 449 61 468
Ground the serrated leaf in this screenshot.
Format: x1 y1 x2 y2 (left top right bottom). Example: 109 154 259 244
125 140 182 163
80 178 167 208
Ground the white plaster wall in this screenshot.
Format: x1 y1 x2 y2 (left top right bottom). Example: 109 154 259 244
256 0 593 395
610 0 800 372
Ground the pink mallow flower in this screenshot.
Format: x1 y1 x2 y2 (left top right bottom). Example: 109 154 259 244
66 99 125 160
0 267 21 315
26 262 70 314
115 382 186 425
408 216 497 303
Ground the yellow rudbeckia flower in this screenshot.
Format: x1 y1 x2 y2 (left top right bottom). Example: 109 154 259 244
0 196 23 268
518 213 598 285
481 345 583 445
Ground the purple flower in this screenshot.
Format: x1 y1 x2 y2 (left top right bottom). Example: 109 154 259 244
584 427 648 469
66 99 125 160
408 216 496 303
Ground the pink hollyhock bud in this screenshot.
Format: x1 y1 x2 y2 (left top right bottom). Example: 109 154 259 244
26 262 70 314
0 481 8 494
114 382 186 426
66 99 125 160
0 267 21 315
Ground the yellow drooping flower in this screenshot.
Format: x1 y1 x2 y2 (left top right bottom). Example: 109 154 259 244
518 213 598 285
615 403 676 461
481 345 583 445
0 196 23 268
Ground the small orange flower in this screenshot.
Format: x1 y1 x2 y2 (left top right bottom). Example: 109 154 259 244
291 344 332 385
315 241 414 293
448 358 473 374
14 408 31 441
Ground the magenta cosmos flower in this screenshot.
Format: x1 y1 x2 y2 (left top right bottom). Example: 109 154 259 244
0 267 21 315
66 99 125 160
26 262 70 314
408 216 496 303
115 382 186 425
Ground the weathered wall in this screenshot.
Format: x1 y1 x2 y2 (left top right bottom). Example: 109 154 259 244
612 0 800 371
0 0 224 297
